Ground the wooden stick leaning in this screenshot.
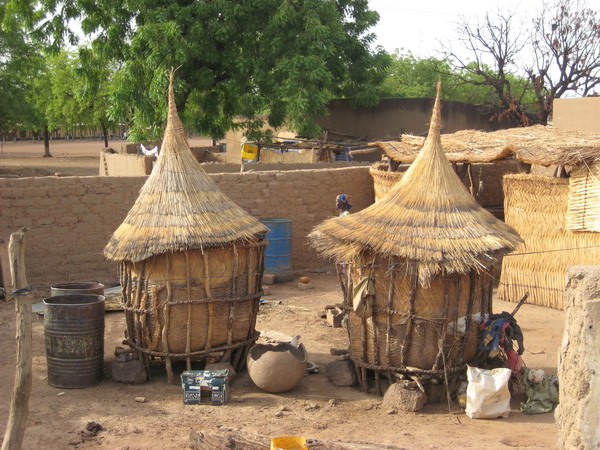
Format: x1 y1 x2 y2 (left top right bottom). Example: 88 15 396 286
2 227 32 450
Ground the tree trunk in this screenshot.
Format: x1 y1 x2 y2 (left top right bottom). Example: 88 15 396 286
1 228 32 450
101 120 109 148
43 126 52 158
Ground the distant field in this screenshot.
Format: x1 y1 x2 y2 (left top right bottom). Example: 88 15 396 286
0 137 213 177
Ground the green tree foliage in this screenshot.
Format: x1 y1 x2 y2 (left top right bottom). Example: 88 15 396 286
380 51 454 98
12 0 390 140
75 47 116 147
380 51 536 114
0 1 38 134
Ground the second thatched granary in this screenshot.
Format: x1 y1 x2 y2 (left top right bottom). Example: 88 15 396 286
104 74 268 383
309 84 522 396
370 122 600 311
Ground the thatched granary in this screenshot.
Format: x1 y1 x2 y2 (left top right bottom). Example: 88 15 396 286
310 84 522 394
104 74 267 383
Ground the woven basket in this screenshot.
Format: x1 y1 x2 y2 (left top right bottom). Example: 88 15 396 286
369 162 404 201
341 254 491 374
120 242 266 379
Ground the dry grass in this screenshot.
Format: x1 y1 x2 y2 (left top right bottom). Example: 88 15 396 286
311 83 522 286
104 74 267 262
371 125 600 167
498 174 600 309
566 160 600 232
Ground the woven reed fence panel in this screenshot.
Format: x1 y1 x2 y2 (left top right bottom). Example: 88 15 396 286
498 174 600 309
369 163 404 202
566 161 600 232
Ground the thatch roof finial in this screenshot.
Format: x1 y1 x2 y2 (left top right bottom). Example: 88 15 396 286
428 81 442 140
162 68 186 155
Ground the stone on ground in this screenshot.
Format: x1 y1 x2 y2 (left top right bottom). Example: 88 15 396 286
110 359 147 384
382 382 427 412
326 359 357 387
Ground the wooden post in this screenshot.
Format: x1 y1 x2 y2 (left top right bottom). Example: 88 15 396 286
2 227 32 450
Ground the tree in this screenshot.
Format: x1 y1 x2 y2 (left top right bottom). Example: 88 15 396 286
445 0 600 125
11 0 390 141
0 2 38 137
380 51 453 98
443 11 533 125
528 0 600 123
75 47 116 148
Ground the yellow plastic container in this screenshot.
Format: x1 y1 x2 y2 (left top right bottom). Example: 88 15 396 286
270 436 308 450
241 142 259 160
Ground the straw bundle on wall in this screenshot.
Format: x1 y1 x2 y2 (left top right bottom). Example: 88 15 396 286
371 125 600 167
498 174 600 309
566 161 600 232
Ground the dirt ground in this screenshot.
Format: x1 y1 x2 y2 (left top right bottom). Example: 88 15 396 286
0 138 213 177
0 141 562 449
0 272 562 450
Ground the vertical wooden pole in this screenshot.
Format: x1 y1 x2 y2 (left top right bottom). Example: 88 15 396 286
400 267 418 366
2 228 32 450
458 272 476 363
185 252 192 371
385 265 397 366
163 254 174 384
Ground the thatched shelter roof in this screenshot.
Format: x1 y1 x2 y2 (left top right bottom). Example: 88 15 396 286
371 125 600 167
104 74 267 263
310 83 522 284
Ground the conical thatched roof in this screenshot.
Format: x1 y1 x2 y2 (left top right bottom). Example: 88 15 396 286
104 73 267 262
310 83 522 284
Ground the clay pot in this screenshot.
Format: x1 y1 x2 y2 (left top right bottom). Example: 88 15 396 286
247 342 308 393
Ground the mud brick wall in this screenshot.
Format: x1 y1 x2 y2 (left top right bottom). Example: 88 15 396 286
0 167 373 289
556 266 600 449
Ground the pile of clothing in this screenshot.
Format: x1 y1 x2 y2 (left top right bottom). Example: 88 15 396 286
479 312 525 373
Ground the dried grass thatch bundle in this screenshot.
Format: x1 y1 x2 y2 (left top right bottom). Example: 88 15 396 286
310 83 522 393
372 125 600 167
566 160 600 232
105 72 267 383
104 74 266 262
498 174 600 309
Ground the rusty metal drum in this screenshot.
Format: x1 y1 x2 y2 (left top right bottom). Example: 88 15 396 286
43 294 105 388
50 282 105 297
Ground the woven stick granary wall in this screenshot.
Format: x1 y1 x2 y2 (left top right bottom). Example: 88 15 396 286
310 83 521 393
498 174 600 310
566 161 600 232
105 73 267 382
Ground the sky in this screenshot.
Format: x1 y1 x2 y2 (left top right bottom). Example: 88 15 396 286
367 0 549 60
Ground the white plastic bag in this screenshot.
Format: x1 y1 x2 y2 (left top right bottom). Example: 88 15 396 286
465 366 511 419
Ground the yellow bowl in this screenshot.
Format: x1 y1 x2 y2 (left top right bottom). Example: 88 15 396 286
270 436 308 450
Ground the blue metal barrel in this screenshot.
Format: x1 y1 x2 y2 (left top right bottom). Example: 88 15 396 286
260 218 293 282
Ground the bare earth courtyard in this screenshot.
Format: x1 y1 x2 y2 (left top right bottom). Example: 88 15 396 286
1 140 561 449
